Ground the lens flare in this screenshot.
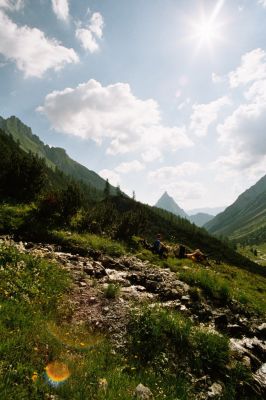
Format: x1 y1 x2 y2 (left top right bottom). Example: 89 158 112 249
45 361 70 387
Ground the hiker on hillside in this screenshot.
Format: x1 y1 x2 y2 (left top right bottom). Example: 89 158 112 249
186 248 206 262
152 234 165 257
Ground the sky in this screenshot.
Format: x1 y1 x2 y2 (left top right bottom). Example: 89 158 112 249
0 0 266 211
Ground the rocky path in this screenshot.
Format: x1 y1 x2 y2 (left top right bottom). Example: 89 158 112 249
1 236 266 397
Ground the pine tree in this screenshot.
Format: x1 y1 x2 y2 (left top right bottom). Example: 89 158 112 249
104 179 110 198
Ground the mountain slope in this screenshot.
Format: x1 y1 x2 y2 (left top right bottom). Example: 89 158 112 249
204 175 266 243
0 115 116 194
189 212 214 227
155 192 189 218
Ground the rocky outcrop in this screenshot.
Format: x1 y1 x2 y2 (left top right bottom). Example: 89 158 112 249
1 235 265 397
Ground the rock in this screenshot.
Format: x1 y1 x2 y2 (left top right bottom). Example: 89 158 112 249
134 383 153 399
242 355 251 368
257 323 266 339
253 363 266 391
214 314 228 331
207 382 223 398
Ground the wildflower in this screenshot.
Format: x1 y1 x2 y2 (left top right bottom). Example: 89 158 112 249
99 378 108 393
32 371 38 382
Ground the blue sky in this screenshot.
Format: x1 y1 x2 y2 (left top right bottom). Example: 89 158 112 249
0 0 266 211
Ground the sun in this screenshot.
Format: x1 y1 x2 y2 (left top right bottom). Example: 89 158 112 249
186 0 226 51
192 19 221 45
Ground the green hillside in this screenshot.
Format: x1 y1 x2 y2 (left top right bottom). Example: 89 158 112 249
205 174 266 244
0 115 116 194
0 118 264 277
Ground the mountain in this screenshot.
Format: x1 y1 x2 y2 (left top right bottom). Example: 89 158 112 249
204 174 266 244
0 115 116 194
189 212 214 227
187 206 226 216
155 192 189 218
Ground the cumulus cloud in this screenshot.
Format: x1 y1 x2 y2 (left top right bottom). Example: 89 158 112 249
148 162 204 203
177 98 190 111
189 96 231 137
0 10 78 77
76 12 104 53
114 160 145 174
141 147 162 163
98 169 120 186
228 48 266 88
216 48 266 175
217 102 266 167
211 72 224 83
0 0 24 10
51 0 69 22
148 162 200 182
161 181 205 202
37 79 193 156
258 0 266 8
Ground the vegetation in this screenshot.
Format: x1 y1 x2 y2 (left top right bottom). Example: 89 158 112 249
104 283 121 299
205 174 266 245
127 307 253 398
0 245 256 400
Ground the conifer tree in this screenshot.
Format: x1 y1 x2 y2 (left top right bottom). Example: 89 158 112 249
104 179 110 198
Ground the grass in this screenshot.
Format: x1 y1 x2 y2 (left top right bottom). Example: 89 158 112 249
237 243 266 266
126 306 255 398
135 248 266 315
0 203 33 234
0 244 260 399
51 230 126 257
0 245 193 400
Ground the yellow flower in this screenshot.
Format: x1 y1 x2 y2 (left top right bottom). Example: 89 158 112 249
32 372 38 382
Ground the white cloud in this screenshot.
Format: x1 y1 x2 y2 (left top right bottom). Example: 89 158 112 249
141 147 162 163
161 181 205 202
177 98 190 111
76 12 104 53
148 162 200 182
38 79 193 156
217 102 266 169
0 0 24 10
211 72 224 83
245 79 266 103
0 10 78 78
228 48 266 88
51 0 69 22
189 96 231 137
115 160 145 174
258 0 266 8
98 169 120 187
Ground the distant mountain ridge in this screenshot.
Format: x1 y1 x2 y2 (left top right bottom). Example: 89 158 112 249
155 192 189 218
204 174 266 244
0 115 116 194
189 212 214 227
187 206 226 216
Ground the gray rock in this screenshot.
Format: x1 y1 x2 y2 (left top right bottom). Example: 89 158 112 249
253 363 266 390
207 382 223 398
134 383 153 399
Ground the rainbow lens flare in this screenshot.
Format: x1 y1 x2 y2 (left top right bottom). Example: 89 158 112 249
45 361 70 387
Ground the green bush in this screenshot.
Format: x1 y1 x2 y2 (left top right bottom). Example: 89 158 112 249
104 283 120 299
51 231 126 257
127 307 192 364
179 269 231 303
191 328 229 373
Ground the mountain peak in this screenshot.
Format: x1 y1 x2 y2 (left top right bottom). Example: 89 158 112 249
155 192 188 219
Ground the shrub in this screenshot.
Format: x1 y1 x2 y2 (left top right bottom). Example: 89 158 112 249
127 307 192 364
191 328 229 374
104 283 120 299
